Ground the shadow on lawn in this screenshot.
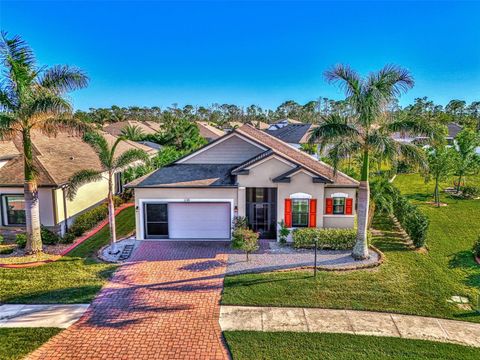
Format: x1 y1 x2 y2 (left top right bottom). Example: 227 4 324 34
448 250 480 288
371 215 411 252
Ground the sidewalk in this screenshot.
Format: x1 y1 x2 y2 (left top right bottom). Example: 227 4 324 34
0 304 89 328
220 305 480 348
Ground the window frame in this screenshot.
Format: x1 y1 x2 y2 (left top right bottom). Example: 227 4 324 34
1 194 27 226
332 197 345 215
291 198 309 227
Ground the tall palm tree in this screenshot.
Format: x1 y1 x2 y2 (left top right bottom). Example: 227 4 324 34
0 33 88 253
310 65 434 259
66 132 149 253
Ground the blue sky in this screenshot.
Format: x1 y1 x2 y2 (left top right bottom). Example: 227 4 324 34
1 1 479 111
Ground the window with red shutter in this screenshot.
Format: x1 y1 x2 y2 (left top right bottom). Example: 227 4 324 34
309 199 317 227
345 198 353 215
284 198 292 227
325 198 333 214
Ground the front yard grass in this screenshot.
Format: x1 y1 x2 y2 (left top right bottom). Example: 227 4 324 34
222 174 480 322
224 331 480 360
0 206 134 304
0 328 61 360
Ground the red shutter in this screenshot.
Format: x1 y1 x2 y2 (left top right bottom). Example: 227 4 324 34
345 198 353 215
284 199 292 227
309 199 317 227
325 198 333 214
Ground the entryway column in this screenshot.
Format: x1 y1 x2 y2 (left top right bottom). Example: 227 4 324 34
237 187 246 217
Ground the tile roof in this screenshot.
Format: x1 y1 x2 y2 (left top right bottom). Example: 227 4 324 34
265 124 315 144
128 164 236 187
103 120 161 137
236 125 358 186
0 131 156 187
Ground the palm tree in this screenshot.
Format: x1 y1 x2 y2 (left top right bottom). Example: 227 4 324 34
66 132 149 253
0 33 88 254
310 65 434 259
120 124 144 141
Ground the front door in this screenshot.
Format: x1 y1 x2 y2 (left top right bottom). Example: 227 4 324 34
144 203 168 238
246 188 277 239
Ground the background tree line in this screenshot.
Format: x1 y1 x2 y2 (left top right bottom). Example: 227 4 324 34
75 97 480 130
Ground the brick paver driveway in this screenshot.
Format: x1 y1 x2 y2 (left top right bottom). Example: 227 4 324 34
28 241 231 360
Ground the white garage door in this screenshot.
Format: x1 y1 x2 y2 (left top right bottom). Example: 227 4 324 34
168 202 231 239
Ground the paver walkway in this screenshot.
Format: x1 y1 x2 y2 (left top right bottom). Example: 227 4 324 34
220 305 480 348
0 304 89 328
27 241 231 360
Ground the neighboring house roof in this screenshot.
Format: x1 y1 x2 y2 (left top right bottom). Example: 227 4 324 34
265 124 315 144
129 124 358 188
196 122 225 140
103 120 161 137
129 164 236 187
0 131 156 187
267 118 303 131
447 123 462 138
250 121 270 130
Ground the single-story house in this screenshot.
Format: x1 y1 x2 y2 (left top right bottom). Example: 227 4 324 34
196 122 225 142
0 131 156 236
392 122 463 145
127 124 358 241
266 118 303 131
265 123 317 150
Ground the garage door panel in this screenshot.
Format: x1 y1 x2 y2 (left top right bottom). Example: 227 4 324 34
168 202 231 239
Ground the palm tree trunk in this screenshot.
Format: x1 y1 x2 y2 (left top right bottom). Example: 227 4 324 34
456 174 463 192
107 171 118 254
23 129 42 254
352 149 370 260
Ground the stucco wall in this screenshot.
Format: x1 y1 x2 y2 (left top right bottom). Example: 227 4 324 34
0 187 55 227
322 186 357 229
236 157 294 188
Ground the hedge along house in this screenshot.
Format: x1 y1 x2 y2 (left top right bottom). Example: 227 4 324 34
0 131 156 237
127 124 359 241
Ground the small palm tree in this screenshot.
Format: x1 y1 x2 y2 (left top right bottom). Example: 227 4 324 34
310 65 434 259
120 124 144 141
67 132 149 253
0 33 88 253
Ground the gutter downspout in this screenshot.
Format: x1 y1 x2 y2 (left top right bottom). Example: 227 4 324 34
62 186 68 233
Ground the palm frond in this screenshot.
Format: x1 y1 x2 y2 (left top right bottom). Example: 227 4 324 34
309 114 360 146
397 142 427 170
0 32 35 69
0 88 17 111
39 65 88 94
39 117 94 137
325 139 362 174
114 148 150 170
25 91 72 118
367 131 397 161
66 169 103 200
0 113 20 140
82 131 112 167
384 119 443 142
367 64 414 100
324 64 362 99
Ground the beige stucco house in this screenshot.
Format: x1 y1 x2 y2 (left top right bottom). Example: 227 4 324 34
0 131 156 236
128 124 358 241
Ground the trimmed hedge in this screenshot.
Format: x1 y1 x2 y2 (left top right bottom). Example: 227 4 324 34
292 228 363 250
41 226 61 245
16 234 27 249
68 204 109 237
472 236 480 258
392 193 429 248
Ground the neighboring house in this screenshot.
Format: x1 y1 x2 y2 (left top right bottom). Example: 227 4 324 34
267 118 303 131
0 131 156 236
103 120 161 137
196 122 225 142
265 123 317 150
127 124 358 242
393 122 463 145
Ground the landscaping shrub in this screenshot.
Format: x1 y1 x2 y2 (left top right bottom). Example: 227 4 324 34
60 232 76 244
472 236 480 258
458 185 480 199
278 220 290 244
68 204 108 237
0 235 3 245
231 228 259 261
392 191 429 248
40 226 61 245
15 234 27 249
292 228 360 250
0 245 14 255
113 195 124 208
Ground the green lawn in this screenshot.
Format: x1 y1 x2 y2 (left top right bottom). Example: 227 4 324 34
0 328 61 360
222 174 480 322
0 206 135 304
224 332 480 360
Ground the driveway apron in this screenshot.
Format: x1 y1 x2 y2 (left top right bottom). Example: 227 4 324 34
27 241 231 360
